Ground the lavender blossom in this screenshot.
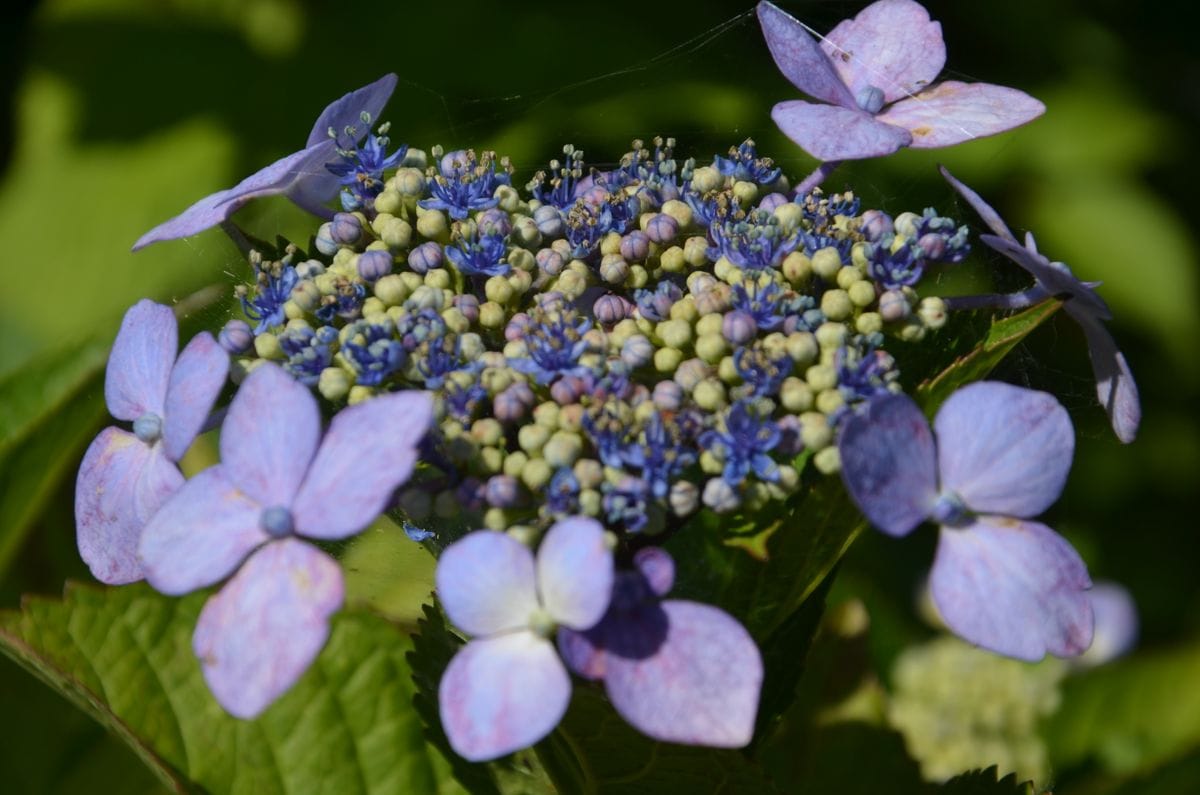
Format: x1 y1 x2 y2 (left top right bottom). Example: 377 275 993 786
837 381 1093 661
75 300 228 584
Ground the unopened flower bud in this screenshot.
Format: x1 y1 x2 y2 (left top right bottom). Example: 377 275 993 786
644 213 679 244
357 250 392 282
218 319 253 354
879 289 911 322
330 212 364 246
408 241 443 274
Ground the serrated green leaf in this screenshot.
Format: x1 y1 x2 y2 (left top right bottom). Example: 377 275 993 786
915 301 1062 414
0 582 460 794
0 336 109 574
935 767 1034 794
1045 643 1200 776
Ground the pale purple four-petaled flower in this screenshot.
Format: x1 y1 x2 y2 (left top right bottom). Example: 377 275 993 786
138 362 432 718
757 0 1044 162
75 299 228 585
941 166 1141 443
838 381 1094 661
132 74 398 251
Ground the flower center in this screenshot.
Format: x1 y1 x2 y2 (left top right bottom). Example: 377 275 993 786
133 412 163 444
260 505 295 538
527 606 556 638
856 85 886 114
931 491 971 528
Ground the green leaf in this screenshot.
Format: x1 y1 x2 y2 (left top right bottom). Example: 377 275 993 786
1045 643 1200 777
935 767 1034 794
0 336 109 574
915 301 1062 414
0 582 460 794
538 687 779 795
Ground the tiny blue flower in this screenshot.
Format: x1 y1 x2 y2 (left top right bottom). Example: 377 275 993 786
699 400 781 486
445 230 510 277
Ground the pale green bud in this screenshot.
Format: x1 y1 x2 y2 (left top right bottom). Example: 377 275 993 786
374 274 409 306
600 231 623 257
811 247 843 281
373 189 402 216
732 180 758 206
574 458 604 489
654 347 684 373
848 280 877 308
782 251 813 285
415 207 449 242
378 216 413 249
393 167 426 198
699 450 724 475
695 312 724 337
508 247 535 273
503 451 529 478
800 412 833 451
424 268 451 290
283 299 305 320
773 202 805 232
521 458 553 491
481 367 514 395
471 418 504 447
399 271 424 292
533 401 560 428
479 301 506 329
683 236 710 268
361 297 386 318
485 275 515 304
579 489 602 517
518 423 550 455
897 319 927 342
856 312 884 336
347 385 374 405
628 264 649 289
661 199 694 230
717 355 739 383
815 322 848 350
441 307 469 334
690 165 723 193
695 332 727 365
781 378 814 412
483 508 508 531
511 216 541 249
694 378 727 411
479 446 503 474
786 332 819 366
318 367 351 401
918 296 948 330
836 265 864 289
668 296 698 324
495 184 521 213
805 363 838 392
821 289 854 321
816 388 846 416
254 332 283 360
660 245 686 273
657 318 693 350
894 211 921 239
813 446 841 475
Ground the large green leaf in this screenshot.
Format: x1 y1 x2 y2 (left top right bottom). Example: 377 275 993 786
0 582 460 794
1045 643 1200 777
0 336 109 574
936 767 1034 794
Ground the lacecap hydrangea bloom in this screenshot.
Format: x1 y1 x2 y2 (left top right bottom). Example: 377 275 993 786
71 0 1143 763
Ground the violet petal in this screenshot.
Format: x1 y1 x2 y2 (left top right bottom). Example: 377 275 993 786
162 331 228 462
536 516 614 630
139 466 267 596
935 381 1073 518
436 531 539 637
633 546 675 597
821 0 946 105
939 165 1017 242
603 601 762 748
876 81 1045 149
771 100 912 162
981 233 1112 319
220 363 320 508
75 427 182 585
556 626 606 681
105 300 176 421
192 538 343 719
305 73 399 147
293 391 432 540
930 517 1093 661
756 1 857 108
838 393 938 537
1069 307 1141 444
438 632 571 762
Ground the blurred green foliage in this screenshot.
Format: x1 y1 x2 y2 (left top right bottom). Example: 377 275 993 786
0 0 1196 792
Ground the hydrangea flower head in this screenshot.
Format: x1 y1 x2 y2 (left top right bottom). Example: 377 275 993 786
436 517 615 761
757 0 1044 161
138 362 432 718
75 299 228 584
941 166 1141 443
132 74 398 250
558 547 763 747
838 381 1093 661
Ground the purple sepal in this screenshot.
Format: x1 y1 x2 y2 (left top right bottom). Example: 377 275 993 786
193 538 343 719
934 382 1073 518
438 633 571 762
104 299 176 421
162 331 229 461
931 517 1093 661
436 531 539 637
838 393 938 537
536 516 614 630
821 0 945 105
876 82 1045 149
75 427 183 584
1082 582 1138 665
771 100 911 162
305 73 398 147
1071 309 1141 444
756 1 856 108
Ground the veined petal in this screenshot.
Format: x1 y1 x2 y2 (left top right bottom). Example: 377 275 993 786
1069 307 1141 444
438 632 570 762
603 601 762 748
838 393 938 537
105 300 176 421
931 517 1093 661
75 427 183 584
756 2 857 108
192 539 343 720
536 516 614 630
293 390 433 540
220 362 320 508
981 233 1112 319
939 165 1017 242
876 81 1045 149
436 531 539 637
306 73 399 147
162 332 228 462
771 101 911 162
132 141 338 251
935 381 1073 518
822 0 946 105
139 466 266 595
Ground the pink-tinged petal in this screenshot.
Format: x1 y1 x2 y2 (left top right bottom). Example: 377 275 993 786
838 393 938 537
1068 308 1141 444
75 428 183 584
603 601 762 748
939 165 1017 242
982 233 1112 319
536 517 614 630
438 632 570 762
139 466 267 595
876 81 1045 149
105 300 176 421
935 381 1073 518
930 517 1093 661
756 2 856 108
220 362 320 508
305 73 399 147
162 332 229 462
436 531 539 637
633 547 675 597
193 539 343 719
1080 582 1138 666
293 390 433 540
771 101 911 162
132 141 338 251
556 627 606 681
822 0 945 105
